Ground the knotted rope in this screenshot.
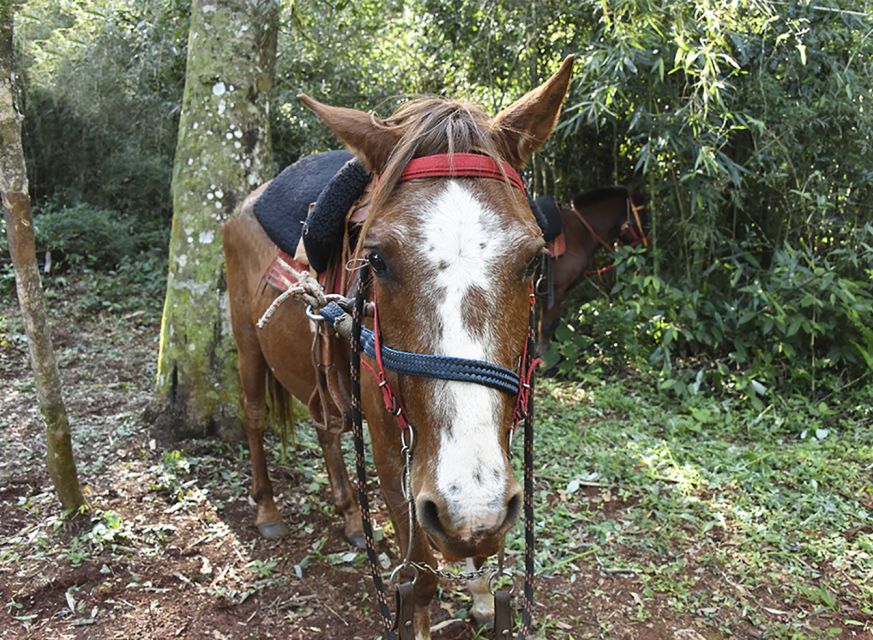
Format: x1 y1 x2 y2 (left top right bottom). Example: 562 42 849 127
256 263 326 329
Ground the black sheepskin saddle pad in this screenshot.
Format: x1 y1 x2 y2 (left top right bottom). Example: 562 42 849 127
253 150 371 272
532 195 563 241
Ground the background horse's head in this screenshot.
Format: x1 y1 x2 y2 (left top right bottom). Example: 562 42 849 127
299 56 573 560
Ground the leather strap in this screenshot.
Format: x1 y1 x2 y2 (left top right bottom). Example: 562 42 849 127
494 589 514 639
393 581 416 640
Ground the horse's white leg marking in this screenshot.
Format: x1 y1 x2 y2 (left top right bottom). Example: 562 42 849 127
466 557 495 624
415 607 431 640
417 181 527 534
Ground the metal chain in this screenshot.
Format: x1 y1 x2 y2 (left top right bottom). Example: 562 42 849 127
407 560 493 582
388 425 417 585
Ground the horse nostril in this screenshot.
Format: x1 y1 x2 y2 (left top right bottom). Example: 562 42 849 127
501 492 522 532
417 498 448 541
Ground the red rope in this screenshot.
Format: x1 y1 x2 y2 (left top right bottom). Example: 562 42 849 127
364 286 411 431
512 284 540 434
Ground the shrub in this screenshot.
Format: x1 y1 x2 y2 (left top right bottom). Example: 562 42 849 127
32 202 165 271
551 227 873 406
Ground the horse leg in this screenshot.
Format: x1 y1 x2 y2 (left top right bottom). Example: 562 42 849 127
314 426 365 548
226 274 287 537
466 557 494 628
537 299 564 355
237 342 290 540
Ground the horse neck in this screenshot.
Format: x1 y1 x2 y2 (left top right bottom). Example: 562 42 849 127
571 195 627 242
560 206 603 264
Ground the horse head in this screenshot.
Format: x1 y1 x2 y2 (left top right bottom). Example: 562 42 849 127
299 56 573 563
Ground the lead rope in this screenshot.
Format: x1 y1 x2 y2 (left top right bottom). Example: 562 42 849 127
493 287 539 639
350 275 399 640
521 359 537 637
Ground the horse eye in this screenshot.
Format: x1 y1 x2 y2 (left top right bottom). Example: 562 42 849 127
368 251 388 275
523 255 539 280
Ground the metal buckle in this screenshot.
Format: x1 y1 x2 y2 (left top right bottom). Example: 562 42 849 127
535 273 548 297
389 563 418 586
400 424 414 453
487 568 515 595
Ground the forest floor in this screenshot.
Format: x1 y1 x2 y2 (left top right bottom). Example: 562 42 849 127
0 273 871 640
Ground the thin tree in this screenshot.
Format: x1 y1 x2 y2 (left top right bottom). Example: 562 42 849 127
155 0 280 437
0 3 85 512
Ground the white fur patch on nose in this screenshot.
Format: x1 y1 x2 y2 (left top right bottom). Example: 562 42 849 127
415 181 518 529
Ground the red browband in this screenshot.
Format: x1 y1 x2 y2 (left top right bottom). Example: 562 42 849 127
398 152 526 194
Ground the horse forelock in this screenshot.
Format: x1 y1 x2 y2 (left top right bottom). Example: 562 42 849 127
357 98 510 244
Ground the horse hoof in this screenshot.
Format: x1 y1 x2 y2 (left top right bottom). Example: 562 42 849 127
257 521 290 540
346 530 367 549
470 609 494 629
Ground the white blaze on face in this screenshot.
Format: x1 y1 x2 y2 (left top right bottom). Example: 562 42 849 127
416 180 521 533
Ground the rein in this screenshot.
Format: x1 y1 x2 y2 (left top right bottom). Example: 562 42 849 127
571 203 613 254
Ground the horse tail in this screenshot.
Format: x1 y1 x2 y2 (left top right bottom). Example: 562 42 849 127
266 370 296 461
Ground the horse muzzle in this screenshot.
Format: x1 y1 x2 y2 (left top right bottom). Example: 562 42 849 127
415 487 522 560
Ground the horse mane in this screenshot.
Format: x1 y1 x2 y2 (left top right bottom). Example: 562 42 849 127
357 98 509 246
571 186 628 209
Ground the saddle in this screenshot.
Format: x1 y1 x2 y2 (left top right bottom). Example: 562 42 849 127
255 151 373 433
532 195 566 258
254 150 370 273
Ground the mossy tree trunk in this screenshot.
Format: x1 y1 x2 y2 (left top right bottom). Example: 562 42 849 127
156 0 279 437
0 3 85 513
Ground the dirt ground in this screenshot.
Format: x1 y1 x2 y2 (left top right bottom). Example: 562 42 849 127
0 293 867 640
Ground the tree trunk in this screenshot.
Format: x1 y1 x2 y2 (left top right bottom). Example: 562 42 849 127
0 4 85 513
156 0 279 437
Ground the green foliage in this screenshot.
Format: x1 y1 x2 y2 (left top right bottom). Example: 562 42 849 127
551 227 873 403
70 252 168 316
13 0 872 401
514 377 873 634
16 0 188 218
533 0 873 399
149 449 193 502
564 0 872 269
32 202 160 269
65 509 129 566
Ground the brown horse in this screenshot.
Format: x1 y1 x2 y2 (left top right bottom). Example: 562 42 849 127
223 57 574 637
537 186 647 354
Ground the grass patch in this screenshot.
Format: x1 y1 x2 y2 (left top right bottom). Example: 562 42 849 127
507 374 873 636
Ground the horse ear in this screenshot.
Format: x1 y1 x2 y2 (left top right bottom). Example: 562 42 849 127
298 94 401 172
491 55 574 168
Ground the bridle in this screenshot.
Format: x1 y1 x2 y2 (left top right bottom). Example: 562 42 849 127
571 194 649 277
311 152 543 639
